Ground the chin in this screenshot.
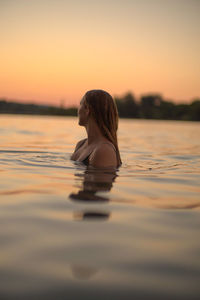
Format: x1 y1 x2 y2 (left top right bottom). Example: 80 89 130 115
78 117 87 127
78 119 85 127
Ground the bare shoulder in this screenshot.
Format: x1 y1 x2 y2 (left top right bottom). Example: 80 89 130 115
74 138 87 151
89 143 117 168
71 138 87 160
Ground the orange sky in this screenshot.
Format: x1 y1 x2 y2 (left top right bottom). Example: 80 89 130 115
0 0 200 106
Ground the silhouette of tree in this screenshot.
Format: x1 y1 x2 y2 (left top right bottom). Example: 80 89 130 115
115 92 139 118
140 94 162 119
159 100 176 120
188 100 200 121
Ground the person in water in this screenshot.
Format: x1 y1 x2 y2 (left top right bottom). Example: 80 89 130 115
71 89 122 168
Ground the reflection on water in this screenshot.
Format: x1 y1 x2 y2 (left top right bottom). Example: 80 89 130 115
0 115 200 299
70 264 99 280
70 166 117 221
70 166 117 201
74 211 110 221
69 168 116 279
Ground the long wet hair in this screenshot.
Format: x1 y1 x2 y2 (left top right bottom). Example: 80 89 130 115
84 89 122 167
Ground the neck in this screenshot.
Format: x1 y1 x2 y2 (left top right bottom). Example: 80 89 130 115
85 118 105 145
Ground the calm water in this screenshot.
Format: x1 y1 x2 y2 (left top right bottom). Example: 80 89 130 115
0 114 200 300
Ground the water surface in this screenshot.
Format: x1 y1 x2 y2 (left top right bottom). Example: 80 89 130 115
0 115 200 299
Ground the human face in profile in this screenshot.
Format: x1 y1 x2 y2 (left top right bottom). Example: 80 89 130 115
78 96 89 126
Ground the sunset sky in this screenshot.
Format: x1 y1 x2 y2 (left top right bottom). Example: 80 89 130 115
0 0 200 107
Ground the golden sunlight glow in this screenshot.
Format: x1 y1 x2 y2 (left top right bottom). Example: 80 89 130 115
0 0 200 106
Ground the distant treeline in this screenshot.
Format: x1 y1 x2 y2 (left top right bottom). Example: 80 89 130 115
0 93 200 121
115 93 200 121
0 99 77 116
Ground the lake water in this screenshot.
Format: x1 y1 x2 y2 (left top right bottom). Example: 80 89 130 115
0 114 200 300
